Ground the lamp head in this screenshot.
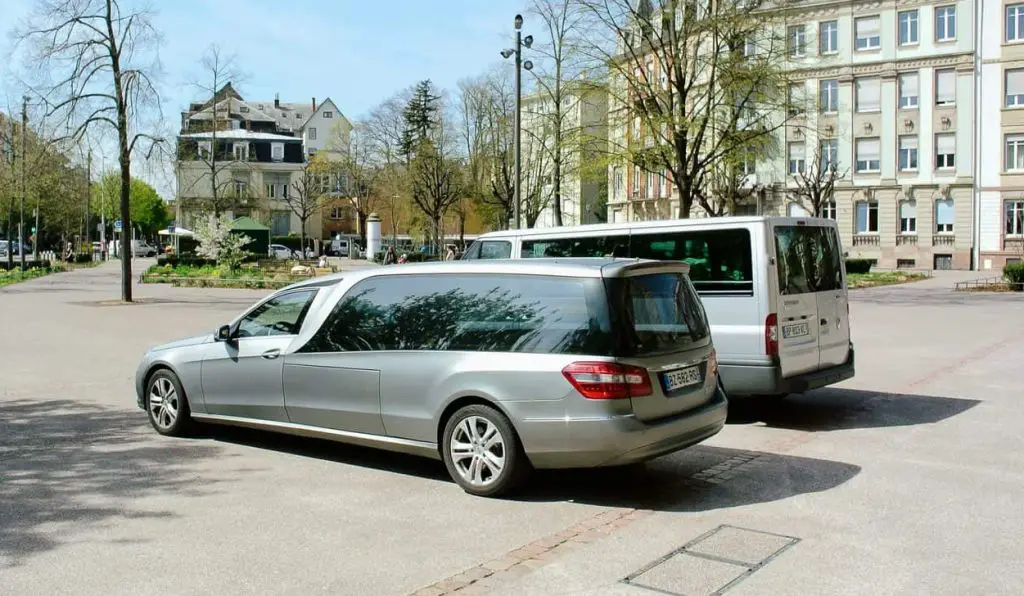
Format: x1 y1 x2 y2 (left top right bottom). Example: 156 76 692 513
514 14 523 29
501 48 514 59
523 60 534 71
523 35 533 48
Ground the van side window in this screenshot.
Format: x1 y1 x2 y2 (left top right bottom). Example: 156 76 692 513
629 229 754 296
773 225 843 295
522 236 629 258
464 240 511 260
298 274 612 355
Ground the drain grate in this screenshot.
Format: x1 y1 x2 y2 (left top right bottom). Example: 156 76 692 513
623 525 799 596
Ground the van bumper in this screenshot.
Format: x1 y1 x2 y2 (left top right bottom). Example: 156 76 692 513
720 343 856 396
511 384 728 469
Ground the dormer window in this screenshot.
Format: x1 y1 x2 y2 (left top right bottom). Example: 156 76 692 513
233 143 249 162
295 113 302 119
323 111 333 118
239 106 249 113
271 143 284 162
198 141 211 159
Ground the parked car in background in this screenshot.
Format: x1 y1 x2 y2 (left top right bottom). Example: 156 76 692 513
135 259 727 497
132 240 158 257
462 216 855 399
269 244 295 260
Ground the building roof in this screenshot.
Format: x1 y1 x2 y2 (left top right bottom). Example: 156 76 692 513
230 216 271 231
179 130 303 142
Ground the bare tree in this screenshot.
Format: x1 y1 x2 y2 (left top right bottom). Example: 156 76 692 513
578 0 790 219
527 0 589 226
789 139 845 217
179 45 248 216
332 123 378 245
409 121 462 254
284 154 331 257
19 0 164 301
521 131 551 228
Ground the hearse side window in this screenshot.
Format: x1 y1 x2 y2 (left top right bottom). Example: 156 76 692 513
629 229 754 296
463 240 511 260
235 290 318 338
773 225 843 295
522 236 630 258
298 274 612 355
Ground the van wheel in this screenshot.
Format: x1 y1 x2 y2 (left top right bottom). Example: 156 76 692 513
442 404 529 497
145 369 195 437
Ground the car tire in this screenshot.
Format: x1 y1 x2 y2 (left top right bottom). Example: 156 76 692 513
145 369 195 437
441 404 530 497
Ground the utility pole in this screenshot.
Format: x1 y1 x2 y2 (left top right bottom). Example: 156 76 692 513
502 15 533 230
85 150 92 252
3 115 14 271
19 95 27 271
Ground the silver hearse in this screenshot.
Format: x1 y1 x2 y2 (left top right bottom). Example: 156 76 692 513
136 259 727 497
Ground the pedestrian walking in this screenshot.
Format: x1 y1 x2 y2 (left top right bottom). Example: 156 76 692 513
384 245 397 265
445 245 456 261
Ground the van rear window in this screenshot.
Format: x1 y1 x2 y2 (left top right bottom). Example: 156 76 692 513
773 225 843 295
629 229 754 296
607 273 711 357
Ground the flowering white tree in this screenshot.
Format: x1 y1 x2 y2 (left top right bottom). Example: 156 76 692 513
194 214 251 270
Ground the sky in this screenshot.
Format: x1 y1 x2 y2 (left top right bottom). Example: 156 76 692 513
0 0 530 198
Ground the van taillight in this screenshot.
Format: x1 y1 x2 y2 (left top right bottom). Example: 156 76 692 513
562 362 653 399
765 313 779 358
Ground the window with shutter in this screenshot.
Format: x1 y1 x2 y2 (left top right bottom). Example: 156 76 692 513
899 73 919 109
936 134 956 169
936 199 955 233
936 69 956 105
856 78 881 112
855 16 881 50
856 138 881 172
1007 69 1024 107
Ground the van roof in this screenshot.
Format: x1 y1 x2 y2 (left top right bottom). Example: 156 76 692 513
282 257 688 291
471 215 835 240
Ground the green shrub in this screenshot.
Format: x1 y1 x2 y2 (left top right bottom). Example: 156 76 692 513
845 259 873 274
0 259 51 271
1004 262 1024 290
156 255 218 268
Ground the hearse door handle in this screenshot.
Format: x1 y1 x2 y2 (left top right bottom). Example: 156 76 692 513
262 349 281 360
820 318 828 326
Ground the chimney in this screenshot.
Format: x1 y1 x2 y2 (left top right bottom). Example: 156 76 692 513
312 97 317 111
274 93 280 109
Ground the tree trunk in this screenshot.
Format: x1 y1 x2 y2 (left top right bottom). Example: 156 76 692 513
300 218 307 260
676 176 692 219
5 207 12 270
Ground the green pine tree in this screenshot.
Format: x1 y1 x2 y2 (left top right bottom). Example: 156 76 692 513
400 80 440 160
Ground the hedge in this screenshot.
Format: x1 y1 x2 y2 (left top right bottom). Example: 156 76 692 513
845 259 873 274
1004 262 1024 289
156 255 218 268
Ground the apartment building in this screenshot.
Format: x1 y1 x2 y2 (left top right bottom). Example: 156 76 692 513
175 84 351 240
606 0 992 270
521 85 609 228
977 0 1024 269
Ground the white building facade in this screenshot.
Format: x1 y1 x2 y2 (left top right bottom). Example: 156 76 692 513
521 86 609 228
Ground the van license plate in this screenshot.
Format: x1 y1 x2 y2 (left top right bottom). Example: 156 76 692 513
662 366 702 392
782 322 810 339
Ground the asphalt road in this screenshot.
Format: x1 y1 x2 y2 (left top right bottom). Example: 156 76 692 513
2 264 1023 595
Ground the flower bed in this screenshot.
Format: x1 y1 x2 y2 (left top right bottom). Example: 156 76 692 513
141 263 331 290
847 271 929 289
0 267 57 287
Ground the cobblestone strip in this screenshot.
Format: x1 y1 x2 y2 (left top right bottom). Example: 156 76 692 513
408 508 653 596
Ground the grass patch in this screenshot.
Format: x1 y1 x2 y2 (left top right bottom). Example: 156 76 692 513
0 267 57 287
848 271 929 289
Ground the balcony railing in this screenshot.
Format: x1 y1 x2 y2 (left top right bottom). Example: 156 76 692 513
933 234 955 247
852 234 880 247
896 234 918 247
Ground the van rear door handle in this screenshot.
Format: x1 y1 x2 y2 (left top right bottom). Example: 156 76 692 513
262 349 281 360
820 318 828 326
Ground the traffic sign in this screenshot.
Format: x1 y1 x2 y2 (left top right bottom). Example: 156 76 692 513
114 219 122 232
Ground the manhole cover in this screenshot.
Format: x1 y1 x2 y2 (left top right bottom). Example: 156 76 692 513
623 525 799 595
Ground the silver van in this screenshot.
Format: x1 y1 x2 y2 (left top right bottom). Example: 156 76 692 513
463 217 855 398
135 259 727 497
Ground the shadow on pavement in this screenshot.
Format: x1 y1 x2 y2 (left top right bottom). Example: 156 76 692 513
516 445 860 511
0 399 229 567
726 388 980 431
204 425 449 483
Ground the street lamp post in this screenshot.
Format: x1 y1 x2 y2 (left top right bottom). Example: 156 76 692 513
502 14 533 230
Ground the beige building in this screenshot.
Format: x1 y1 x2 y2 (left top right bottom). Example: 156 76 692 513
607 0 982 270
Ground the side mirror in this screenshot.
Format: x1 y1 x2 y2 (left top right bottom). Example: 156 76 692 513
215 324 233 342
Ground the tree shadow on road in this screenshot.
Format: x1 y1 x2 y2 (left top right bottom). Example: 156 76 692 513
726 388 980 431
515 445 860 512
0 399 230 567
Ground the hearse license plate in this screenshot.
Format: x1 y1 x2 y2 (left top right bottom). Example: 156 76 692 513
782 321 810 339
662 366 702 392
